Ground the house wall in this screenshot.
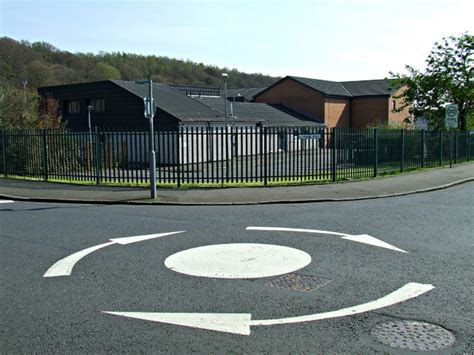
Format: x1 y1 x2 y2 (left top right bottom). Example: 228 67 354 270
255 78 325 122
118 125 322 165
350 96 389 128
38 81 179 130
324 98 351 128
388 87 411 126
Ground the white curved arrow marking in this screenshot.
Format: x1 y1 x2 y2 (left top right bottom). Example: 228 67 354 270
44 231 185 277
103 282 434 335
44 241 116 277
246 226 407 253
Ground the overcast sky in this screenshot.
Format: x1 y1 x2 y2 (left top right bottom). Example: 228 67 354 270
1 0 472 80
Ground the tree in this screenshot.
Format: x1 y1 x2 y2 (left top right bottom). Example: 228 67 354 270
26 60 54 88
391 33 473 130
0 37 277 93
0 86 62 129
89 62 122 81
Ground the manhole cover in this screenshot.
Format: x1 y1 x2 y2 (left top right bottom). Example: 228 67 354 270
371 320 456 351
265 273 331 292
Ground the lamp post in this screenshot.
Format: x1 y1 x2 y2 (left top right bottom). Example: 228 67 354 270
87 105 93 170
222 73 229 127
87 105 93 145
147 80 157 199
222 73 229 183
137 79 157 199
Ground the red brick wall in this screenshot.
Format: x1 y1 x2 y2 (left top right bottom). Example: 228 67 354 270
325 98 350 128
256 77 411 129
351 97 389 128
255 78 325 121
388 87 411 126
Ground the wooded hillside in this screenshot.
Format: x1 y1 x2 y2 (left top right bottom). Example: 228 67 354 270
0 37 278 90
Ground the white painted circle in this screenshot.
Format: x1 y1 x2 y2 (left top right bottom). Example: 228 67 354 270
164 243 312 279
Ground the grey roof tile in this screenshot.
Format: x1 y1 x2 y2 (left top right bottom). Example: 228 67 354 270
268 76 396 98
195 97 323 127
225 87 266 101
289 76 352 97
111 80 223 121
341 79 395 96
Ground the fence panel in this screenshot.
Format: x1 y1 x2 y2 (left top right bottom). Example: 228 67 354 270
377 129 402 173
1 127 471 187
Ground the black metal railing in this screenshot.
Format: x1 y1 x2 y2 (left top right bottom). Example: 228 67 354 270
0 127 472 187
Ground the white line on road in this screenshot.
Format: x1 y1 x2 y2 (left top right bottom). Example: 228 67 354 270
246 226 408 253
0 200 14 204
43 242 115 277
250 282 434 326
43 231 185 277
103 282 434 335
111 231 185 245
103 312 252 336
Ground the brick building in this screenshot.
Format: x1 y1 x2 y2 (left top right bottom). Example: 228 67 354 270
254 76 410 128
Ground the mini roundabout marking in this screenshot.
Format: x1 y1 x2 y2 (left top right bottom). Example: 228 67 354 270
44 226 434 336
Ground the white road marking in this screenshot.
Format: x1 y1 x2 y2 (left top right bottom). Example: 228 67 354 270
111 231 185 245
43 242 115 277
103 282 434 335
250 282 434 326
0 200 14 204
164 243 312 279
103 312 252 336
246 226 408 253
341 234 407 253
44 231 185 277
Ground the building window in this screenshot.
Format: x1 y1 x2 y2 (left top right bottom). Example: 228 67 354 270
88 98 105 112
391 100 396 112
66 100 80 114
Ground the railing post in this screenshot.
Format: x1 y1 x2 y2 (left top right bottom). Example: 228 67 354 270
263 126 268 186
1 129 6 176
468 131 471 162
373 128 378 177
177 128 181 188
225 125 229 183
421 129 425 168
400 129 405 172
332 128 337 182
95 127 101 185
41 129 48 181
449 130 453 168
454 130 458 164
439 130 443 166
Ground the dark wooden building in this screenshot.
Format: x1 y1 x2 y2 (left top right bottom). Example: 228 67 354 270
38 81 221 130
38 80 322 130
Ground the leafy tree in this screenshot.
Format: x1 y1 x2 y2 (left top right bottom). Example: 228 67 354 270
25 60 54 88
0 87 61 128
391 33 473 130
0 37 277 92
89 62 122 80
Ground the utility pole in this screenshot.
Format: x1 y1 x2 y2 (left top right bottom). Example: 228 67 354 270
138 79 157 199
222 73 229 127
222 73 229 183
87 105 93 171
147 80 157 199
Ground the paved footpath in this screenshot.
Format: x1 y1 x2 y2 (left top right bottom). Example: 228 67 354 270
0 163 473 205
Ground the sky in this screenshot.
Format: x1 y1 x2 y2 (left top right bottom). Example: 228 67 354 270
1 0 473 81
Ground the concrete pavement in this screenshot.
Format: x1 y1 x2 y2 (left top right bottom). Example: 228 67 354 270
0 163 473 205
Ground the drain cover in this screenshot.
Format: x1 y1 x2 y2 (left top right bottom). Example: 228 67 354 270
371 320 456 351
265 273 331 292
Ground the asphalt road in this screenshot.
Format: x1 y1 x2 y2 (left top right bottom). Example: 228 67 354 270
1 183 473 353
